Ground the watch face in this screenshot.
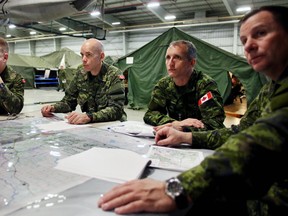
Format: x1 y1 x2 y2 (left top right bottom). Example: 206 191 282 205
167 178 183 197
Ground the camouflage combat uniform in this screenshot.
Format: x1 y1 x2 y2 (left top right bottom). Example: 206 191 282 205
53 62 126 122
178 68 288 215
0 66 24 115
143 70 225 131
57 68 66 91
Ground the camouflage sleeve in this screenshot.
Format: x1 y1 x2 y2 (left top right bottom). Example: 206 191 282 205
192 82 273 149
178 107 288 210
143 79 176 126
193 76 225 130
191 97 260 149
91 72 126 122
0 73 24 114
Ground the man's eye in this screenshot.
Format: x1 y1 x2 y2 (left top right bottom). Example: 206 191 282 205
241 39 247 45
257 30 266 37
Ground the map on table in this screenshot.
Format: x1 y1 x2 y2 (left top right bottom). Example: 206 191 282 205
0 117 152 215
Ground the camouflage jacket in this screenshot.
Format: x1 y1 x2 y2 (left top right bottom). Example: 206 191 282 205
143 70 225 131
0 66 24 115
178 68 288 215
53 62 126 122
192 78 274 150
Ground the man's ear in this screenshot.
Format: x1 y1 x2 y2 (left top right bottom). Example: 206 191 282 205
3 52 8 62
100 52 105 61
191 58 196 67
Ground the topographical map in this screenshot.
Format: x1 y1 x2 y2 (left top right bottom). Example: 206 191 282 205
147 145 204 172
0 117 153 215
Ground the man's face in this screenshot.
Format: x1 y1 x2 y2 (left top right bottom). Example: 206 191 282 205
165 44 194 79
0 51 8 73
240 11 288 80
80 43 104 74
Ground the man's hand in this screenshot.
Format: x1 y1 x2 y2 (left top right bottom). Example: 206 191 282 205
175 118 204 129
98 178 176 214
154 122 172 132
66 112 91 124
155 126 193 146
41 105 55 117
154 118 204 132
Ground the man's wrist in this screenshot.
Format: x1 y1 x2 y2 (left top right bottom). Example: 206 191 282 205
86 112 93 122
50 106 55 112
0 82 5 90
165 177 189 209
183 132 193 144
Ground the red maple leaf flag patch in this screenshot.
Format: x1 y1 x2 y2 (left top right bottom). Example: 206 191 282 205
198 91 213 106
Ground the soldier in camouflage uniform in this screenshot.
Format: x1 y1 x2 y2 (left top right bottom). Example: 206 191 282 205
98 6 288 216
41 38 126 124
143 40 225 132
57 65 66 92
0 37 25 115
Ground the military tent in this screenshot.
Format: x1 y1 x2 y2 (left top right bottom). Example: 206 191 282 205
40 47 82 85
115 27 267 109
8 53 53 88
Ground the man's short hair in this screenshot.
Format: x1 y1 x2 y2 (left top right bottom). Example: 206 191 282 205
169 40 197 61
239 5 288 32
0 37 9 54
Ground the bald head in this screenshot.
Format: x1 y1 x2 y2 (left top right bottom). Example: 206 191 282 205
80 38 105 75
82 38 104 54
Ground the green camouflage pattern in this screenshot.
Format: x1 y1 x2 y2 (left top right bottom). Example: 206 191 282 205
0 66 24 115
178 69 288 215
192 80 275 149
57 68 66 90
53 62 126 122
143 70 225 131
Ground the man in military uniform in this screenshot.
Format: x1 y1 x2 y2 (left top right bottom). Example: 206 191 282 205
57 65 66 92
41 38 126 124
0 37 25 115
98 6 288 215
143 40 225 132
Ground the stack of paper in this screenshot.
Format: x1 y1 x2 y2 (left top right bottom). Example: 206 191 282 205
55 147 151 183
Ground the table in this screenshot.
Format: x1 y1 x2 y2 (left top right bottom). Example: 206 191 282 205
0 114 213 216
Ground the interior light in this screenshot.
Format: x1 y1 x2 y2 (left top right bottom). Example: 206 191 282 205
90 10 101 16
112 22 121 25
147 2 160 8
30 31 37 35
164 15 176 20
59 27 66 31
236 6 251 13
6 34 11 38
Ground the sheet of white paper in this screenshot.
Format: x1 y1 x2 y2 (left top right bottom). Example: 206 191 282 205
52 113 67 121
105 121 155 137
55 147 151 183
36 121 90 131
147 145 204 172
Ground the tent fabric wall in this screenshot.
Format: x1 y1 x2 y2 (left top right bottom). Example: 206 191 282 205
115 27 267 109
8 53 53 88
8 48 82 89
41 47 81 69
40 47 82 88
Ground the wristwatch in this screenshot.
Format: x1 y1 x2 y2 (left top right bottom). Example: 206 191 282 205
165 177 189 209
86 112 93 122
0 82 5 91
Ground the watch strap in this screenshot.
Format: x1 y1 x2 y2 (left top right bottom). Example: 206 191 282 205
86 112 93 121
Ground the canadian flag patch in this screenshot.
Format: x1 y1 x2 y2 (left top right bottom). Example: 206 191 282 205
198 91 213 106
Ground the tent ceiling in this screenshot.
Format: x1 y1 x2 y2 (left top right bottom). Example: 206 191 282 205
1 0 288 42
